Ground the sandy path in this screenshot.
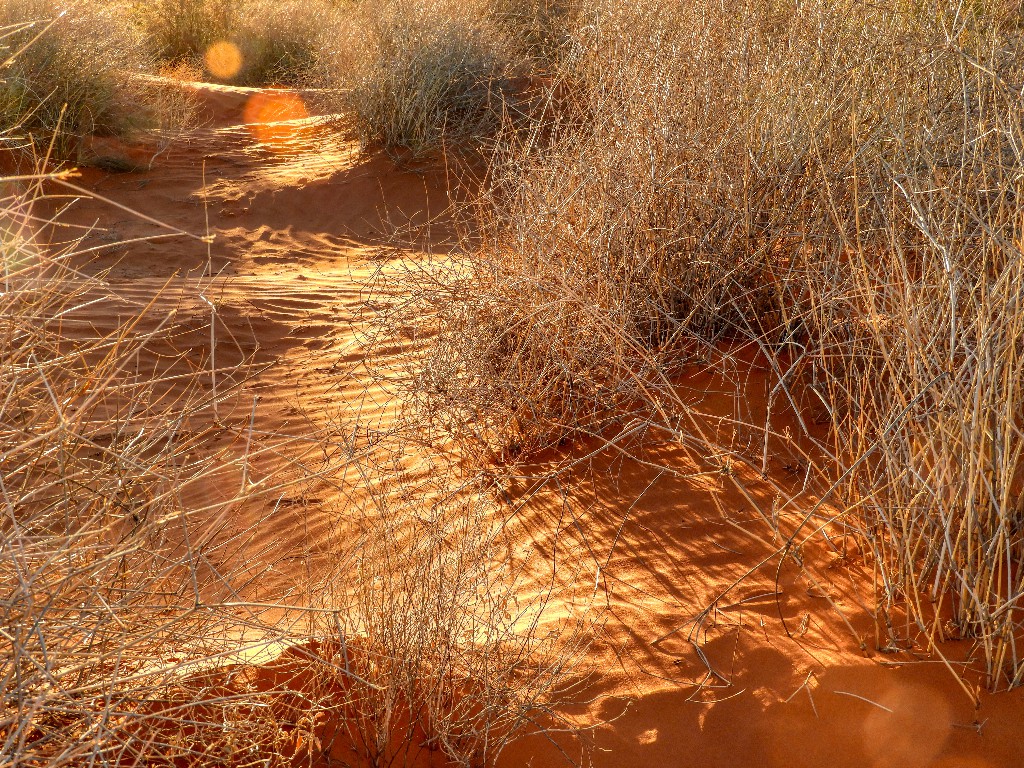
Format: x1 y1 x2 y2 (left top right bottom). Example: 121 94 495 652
37 83 455 608
36 82 1024 767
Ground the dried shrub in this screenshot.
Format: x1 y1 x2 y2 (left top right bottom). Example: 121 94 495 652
0 1 179 158
396 0 1024 689
315 0 516 156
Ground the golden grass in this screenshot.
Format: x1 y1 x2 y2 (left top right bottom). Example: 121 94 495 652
313 0 519 157
0 2 183 160
0 172 267 763
389 0 1024 690
143 0 340 86
0 160 585 767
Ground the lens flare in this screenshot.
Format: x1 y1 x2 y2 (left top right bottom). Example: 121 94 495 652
204 41 243 80
0 228 36 276
1 186 39 277
862 684 951 768
242 91 311 152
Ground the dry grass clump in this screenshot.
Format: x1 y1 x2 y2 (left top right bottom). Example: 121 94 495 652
144 0 235 64
227 0 337 86
315 0 517 156
375 252 671 456
770 2 1024 686
486 0 576 68
1 177 589 765
439 0 1016 451
0 177 284 764
400 0 787 452
144 0 338 86
397 0 1024 687
305 461 591 765
722 0 1024 690
791 241 1024 691
0 1 174 159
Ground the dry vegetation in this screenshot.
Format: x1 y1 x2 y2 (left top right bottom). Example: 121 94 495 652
312 0 520 157
0 1 183 159
306 459 592 767
0 174 261 762
0 172 586 764
144 0 340 86
406 0 1024 690
5 0 1024 764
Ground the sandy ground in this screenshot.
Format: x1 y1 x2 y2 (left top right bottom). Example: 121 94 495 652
35 82 1024 767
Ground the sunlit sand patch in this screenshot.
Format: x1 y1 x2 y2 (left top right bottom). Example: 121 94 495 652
242 90 313 153
202 122 355 197
636 727 658 745
134 638 301 681
205 40 244 80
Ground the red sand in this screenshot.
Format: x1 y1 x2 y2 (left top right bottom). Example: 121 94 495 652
38 82 1024 767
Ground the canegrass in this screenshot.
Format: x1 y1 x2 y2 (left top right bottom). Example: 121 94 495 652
0 1 176 160
736 0 1024 691
395 0 1024 690
314 0 517 157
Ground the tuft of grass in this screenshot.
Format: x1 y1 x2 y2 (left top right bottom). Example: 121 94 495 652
229 0 334 86
306 459 592 766
0 1 180 160
0 174 271 764
315 0 516 157
487 0 576 69
144 0 338 86
737 0 1024 691
144 0 235 64
394 0 782 453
